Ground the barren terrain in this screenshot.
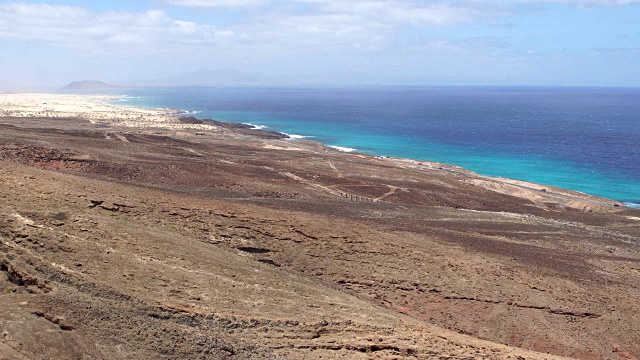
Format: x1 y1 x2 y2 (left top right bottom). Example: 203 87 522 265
1 94 639 359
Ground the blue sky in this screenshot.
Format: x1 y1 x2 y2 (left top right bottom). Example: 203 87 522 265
0 0 639 87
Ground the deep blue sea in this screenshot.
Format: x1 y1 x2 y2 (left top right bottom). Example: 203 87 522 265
104 86 640 206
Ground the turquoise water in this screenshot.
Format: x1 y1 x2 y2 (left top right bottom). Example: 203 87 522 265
108 87 640 206
184 109 640 205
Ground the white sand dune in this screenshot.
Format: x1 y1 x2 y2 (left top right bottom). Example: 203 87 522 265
0 93 216 131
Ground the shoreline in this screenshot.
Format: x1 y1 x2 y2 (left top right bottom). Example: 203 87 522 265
0 92 633 211
174 110 634 211
165 100 640 208
2 91 640 359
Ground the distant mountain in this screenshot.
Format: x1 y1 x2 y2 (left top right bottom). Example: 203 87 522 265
63 80 114 90
136 69 271 87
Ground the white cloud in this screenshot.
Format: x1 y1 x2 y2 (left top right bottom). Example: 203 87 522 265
0 3 234 54
468 0 640 4
0 1 495 56
226 0 503 53
162 0 500 27
296 1 492 26
161 0 266 7
0 0 636 57
165 0 640 9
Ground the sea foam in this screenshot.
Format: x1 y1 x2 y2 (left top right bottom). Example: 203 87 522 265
328 145 357 152
244 123 267 130
283 133 311 140
181 110 202 115
118 95 142 102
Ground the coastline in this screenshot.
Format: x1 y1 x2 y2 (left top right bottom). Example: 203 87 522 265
111 95 637 211
2 91 640 359
113 89 640 207
0 92 629 212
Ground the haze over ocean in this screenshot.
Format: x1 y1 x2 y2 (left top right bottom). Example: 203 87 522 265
115 86 640 206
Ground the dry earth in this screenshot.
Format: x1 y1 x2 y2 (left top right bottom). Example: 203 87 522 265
1 95 639 359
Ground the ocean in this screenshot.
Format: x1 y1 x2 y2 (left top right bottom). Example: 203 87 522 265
108 86 640 206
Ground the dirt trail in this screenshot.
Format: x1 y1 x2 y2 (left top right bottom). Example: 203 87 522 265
375 185 400 201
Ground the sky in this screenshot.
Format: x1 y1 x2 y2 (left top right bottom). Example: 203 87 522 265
0 0 639 88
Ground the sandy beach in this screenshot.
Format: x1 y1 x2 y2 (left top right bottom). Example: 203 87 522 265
0 93 218 130
1 93 640 359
